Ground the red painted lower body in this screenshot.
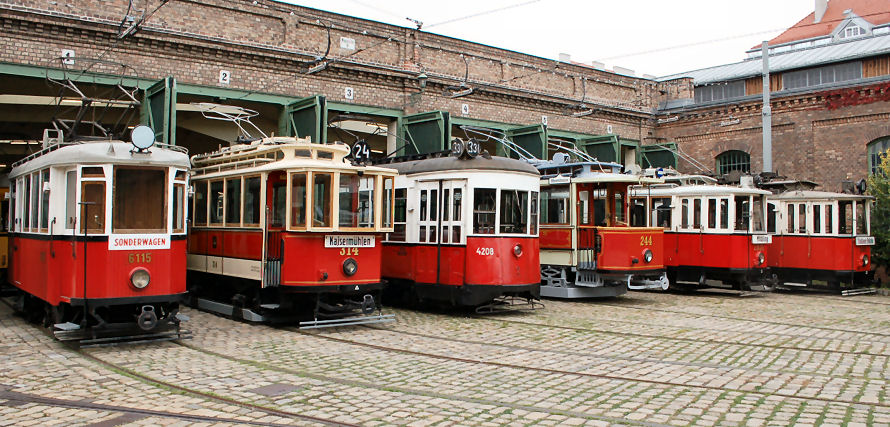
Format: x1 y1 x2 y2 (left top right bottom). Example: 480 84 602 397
663 232 770 289
767 236 872 286
382 236 540 306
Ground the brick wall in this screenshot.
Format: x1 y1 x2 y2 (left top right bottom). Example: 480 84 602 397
0 0 654 147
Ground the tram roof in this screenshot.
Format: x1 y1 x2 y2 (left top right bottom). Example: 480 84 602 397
191 137 398 178
10 141 190 178
770 190 873 201
547 173 663 185
636 184 771 197
382 155 540 176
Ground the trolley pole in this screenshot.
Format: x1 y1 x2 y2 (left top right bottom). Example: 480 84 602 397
761 41 773 173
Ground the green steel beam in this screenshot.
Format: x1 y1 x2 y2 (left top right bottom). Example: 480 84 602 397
176 83 294 105
326 101 403 118
0 62 152 87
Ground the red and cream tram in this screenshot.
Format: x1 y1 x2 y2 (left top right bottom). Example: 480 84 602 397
377 140 541 311
8 127 190 343
187 136 398 327
765 190 873 291
537 159 667 298
630 175 774 291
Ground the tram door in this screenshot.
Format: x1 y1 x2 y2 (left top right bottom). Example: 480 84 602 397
263 171 287 287
416 180 466 286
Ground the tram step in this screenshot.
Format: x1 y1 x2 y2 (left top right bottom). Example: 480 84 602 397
54 322 81 331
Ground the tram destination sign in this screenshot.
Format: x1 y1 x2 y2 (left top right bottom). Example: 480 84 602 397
109 234 172 251
856 236 875 246
325 235 375 248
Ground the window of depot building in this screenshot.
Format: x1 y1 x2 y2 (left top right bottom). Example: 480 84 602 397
716 150 750 175
782 61 861 91
113 167 166 233
868 136 890 174
694 80 745 104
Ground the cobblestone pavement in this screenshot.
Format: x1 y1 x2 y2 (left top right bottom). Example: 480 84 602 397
2 290 889 426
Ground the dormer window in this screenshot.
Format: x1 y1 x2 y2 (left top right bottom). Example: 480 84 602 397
841 25 865 39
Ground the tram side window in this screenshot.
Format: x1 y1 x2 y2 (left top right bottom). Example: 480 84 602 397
451 188 463 243
388 188 407 241
681 199 689 229
653 198 671 229
825 204 833 234
290 173 307 228
194 181 208 226
630 198 646 227
312 173 332 227
530 191 538 235
66 171 76 229
839 201 852 234
40 170 49 231
473 188 496 234
8 182 14 232
243 176 261 226
173 182 185 233
720 198 730 229
30 172 38 230
752 196 765 232
383 177 394 228
81 182 105 233
113 167 166 233
707 199 717 229
500 189 528 234
225 178 241 225
613 190 625 225
734 196 749 231
693 198 701 229
541 186 569 224
210 180 224 225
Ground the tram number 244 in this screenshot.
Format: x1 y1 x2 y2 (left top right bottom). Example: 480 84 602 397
640 235 653 246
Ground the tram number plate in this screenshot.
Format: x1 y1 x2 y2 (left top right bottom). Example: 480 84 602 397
475 247 494 256
751 234 772 244
128 253 152 264
639 235 652 246
324 235 375 248
856 236 875 246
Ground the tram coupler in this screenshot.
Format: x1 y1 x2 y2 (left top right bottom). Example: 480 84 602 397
628 272 670 291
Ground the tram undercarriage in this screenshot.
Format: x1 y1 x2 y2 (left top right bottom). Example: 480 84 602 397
668 266 775 292
187 272 394 328
9 292 187 346
384 279 542 312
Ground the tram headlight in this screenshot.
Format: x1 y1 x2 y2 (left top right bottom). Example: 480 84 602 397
862 254 869 267
756 252 765 266
130 268 151 289
343 258 358 276
643 249 653 263
513 244 523 257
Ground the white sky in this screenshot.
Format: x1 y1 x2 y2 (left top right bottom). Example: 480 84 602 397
287 0 816 77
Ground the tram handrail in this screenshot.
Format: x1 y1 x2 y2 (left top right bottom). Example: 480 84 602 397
11 140 188 169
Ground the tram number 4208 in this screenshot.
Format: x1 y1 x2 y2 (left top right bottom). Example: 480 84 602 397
476 247 494 256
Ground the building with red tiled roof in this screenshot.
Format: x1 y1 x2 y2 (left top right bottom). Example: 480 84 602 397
654 0 890 191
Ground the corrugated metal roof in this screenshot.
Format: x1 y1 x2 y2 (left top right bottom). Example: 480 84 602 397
659 33 890 84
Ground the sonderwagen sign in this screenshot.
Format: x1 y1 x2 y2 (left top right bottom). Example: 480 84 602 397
109 234 171 250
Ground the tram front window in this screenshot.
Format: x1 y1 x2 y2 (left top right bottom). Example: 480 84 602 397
312 173 332 227
113 167 166 233
473 188 496 234
290 173 306 228
752 196 765 232
856 201 868 235
734 196 749 231
500 189 528 234
339 174 374 228
541 186 569 224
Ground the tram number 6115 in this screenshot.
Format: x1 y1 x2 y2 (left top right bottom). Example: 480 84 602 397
476 247 494 256
639 235 652 246
340 248 360 256
128 253 152 263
